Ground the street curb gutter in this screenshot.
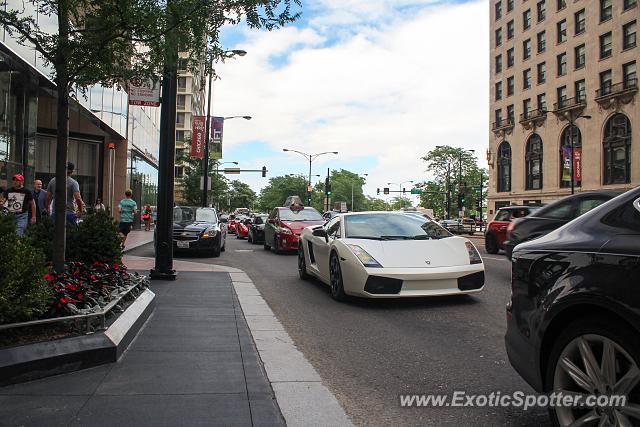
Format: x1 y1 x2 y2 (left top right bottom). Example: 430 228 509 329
215 265 354 427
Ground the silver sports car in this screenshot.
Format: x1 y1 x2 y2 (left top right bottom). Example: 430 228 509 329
298 212 485 301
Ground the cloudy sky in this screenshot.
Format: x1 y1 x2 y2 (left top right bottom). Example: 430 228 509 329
213 0 489 201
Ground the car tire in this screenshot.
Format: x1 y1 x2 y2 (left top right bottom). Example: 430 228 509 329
485 234 499 254
247 232 253 243
273 236 282 255
298 247 312 280
212 237 222 258
544 316 640 427
329 252 347 302
263 239 271 251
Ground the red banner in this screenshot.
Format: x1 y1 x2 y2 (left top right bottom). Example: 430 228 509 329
574 147 582 183
191 116 206 158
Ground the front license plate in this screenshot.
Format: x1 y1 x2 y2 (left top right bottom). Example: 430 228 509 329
177 241 190 249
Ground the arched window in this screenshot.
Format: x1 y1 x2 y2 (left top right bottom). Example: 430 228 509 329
497 141 512 192
525 134 543 190
603 113 632 185
560 125 582 188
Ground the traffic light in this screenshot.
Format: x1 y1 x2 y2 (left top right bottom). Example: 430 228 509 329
261 166 267 177
383 187 389 195
377 188 380 195
476 199 482 209
325 177 332 196
457 193 465 210
402 188 406 194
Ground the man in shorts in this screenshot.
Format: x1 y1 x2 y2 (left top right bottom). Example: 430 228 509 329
45 162 85 224
118 189 138 246
2 174 36 236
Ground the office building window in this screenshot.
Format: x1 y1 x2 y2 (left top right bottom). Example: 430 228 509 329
524 69 532 89
507 48 515 67
496 54 503 73
600 0 613 22
523 39 532 59
507 76 515 96
495 1 502 19
575 44 586 69
575 79 586 102
624 0 637 10
623 21 637 50
496 81 503 100
523 98 532 117
537 31 546 53
496 28 503 46
495 108 502 125
623 61 637 88
537 1 546 22
603 114 632 185
175 166 185 178
537 93 547 110
497 142 512 192
507 0 514 11
176 112 185 126
600 32 613 59
557 85 567 107
537 62 547 83
507 104 515 122
176 94 186 109
560 125 582 188
177 77 187 90
523 9 532 30
525 134 543 190
557 53 567 76
557 20 567 43
575 9 586 34
557 0 566 10
599 69 613 95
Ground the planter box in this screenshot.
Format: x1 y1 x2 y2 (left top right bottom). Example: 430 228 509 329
0 289 155 386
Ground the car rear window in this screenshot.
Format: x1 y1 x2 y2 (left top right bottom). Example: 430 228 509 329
601 199 640 232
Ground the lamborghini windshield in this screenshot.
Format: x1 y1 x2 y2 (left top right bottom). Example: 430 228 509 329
345 213 452 240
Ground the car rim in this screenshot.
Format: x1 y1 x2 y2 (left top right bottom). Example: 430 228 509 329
329 257 339 295
553 334 640 426
298 250 305 274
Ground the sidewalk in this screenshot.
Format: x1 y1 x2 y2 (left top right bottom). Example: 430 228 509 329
0 261 284 426
123 228 155 253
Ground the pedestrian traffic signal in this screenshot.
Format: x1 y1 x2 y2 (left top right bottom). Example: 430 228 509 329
476 199 482 209
383 187 389 195
261 166 267 177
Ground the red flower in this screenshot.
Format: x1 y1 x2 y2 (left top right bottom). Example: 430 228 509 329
90 275 97 282
113 263 121 270
44 272 55 282
59 297 71 305
73 270 81 276
77 293 84 301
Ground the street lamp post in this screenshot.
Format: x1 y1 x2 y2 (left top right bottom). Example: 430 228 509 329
282 149 338 205
351 174 368 211
202 49 248 207
213 161 238 210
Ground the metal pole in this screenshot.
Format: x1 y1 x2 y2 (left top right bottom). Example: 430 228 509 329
351 182 354 211
150 0 178 281
479 173 483 231
446 165 451 220
570 117 575 195
308 155 312 205
202 61 214 207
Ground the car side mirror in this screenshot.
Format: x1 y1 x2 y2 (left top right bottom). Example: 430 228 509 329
267 219 275 224
312 228 328 239
220 218 228 223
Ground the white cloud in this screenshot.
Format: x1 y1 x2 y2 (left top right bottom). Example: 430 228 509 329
214 0 489 197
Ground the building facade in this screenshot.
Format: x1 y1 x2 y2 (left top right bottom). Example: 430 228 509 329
488 0 638 216
174 52 206 203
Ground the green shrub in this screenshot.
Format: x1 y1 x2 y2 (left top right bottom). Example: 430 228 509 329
0 234 52 324
0 213 16 236
24 216 54 261
66 210 122 265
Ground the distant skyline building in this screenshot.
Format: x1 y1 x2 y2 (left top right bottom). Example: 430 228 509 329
488 0 638 215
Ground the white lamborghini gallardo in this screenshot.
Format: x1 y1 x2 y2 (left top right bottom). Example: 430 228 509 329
298 212 485 301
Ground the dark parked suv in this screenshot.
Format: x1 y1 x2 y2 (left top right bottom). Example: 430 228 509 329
505 187 640 426
504 191 618 259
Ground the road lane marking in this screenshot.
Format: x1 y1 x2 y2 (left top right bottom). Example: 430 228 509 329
235 249 255 253
482 256 508 261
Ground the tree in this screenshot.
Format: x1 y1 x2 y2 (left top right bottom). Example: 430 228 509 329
257 175 308 212
0 0 301 271
325 169 367 212
421 146 484 219
228 180 257 211
177 153 229 207
418 181 447 219
361 197 390 211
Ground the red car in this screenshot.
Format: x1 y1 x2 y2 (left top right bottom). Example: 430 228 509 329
236 217 250 239
263 205 325 254
227 215 238 234
484 206 539 254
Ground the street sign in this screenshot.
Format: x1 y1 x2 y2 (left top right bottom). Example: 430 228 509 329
128 79 161 107
224 168 241 174
339 201 347 212
410 188 422 194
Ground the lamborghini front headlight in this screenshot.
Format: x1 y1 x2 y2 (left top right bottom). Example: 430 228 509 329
347 244 382 268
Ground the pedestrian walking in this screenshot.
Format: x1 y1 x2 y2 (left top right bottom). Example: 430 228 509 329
45 162 85 225
142 204 152 231
2 174 36 236
94 197 106 211
32 179 47 223
118 189 138 246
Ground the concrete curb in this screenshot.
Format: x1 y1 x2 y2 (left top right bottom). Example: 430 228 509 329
223 266 354 427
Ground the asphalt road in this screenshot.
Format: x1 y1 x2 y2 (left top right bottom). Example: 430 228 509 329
130 235 550 426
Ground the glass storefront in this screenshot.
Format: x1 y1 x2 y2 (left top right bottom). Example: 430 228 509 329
35 135 101 208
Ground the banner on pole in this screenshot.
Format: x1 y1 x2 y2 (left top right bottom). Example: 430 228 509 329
128 79 161 107
191 116 206 158
211 116 224 160
561 147 572 183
